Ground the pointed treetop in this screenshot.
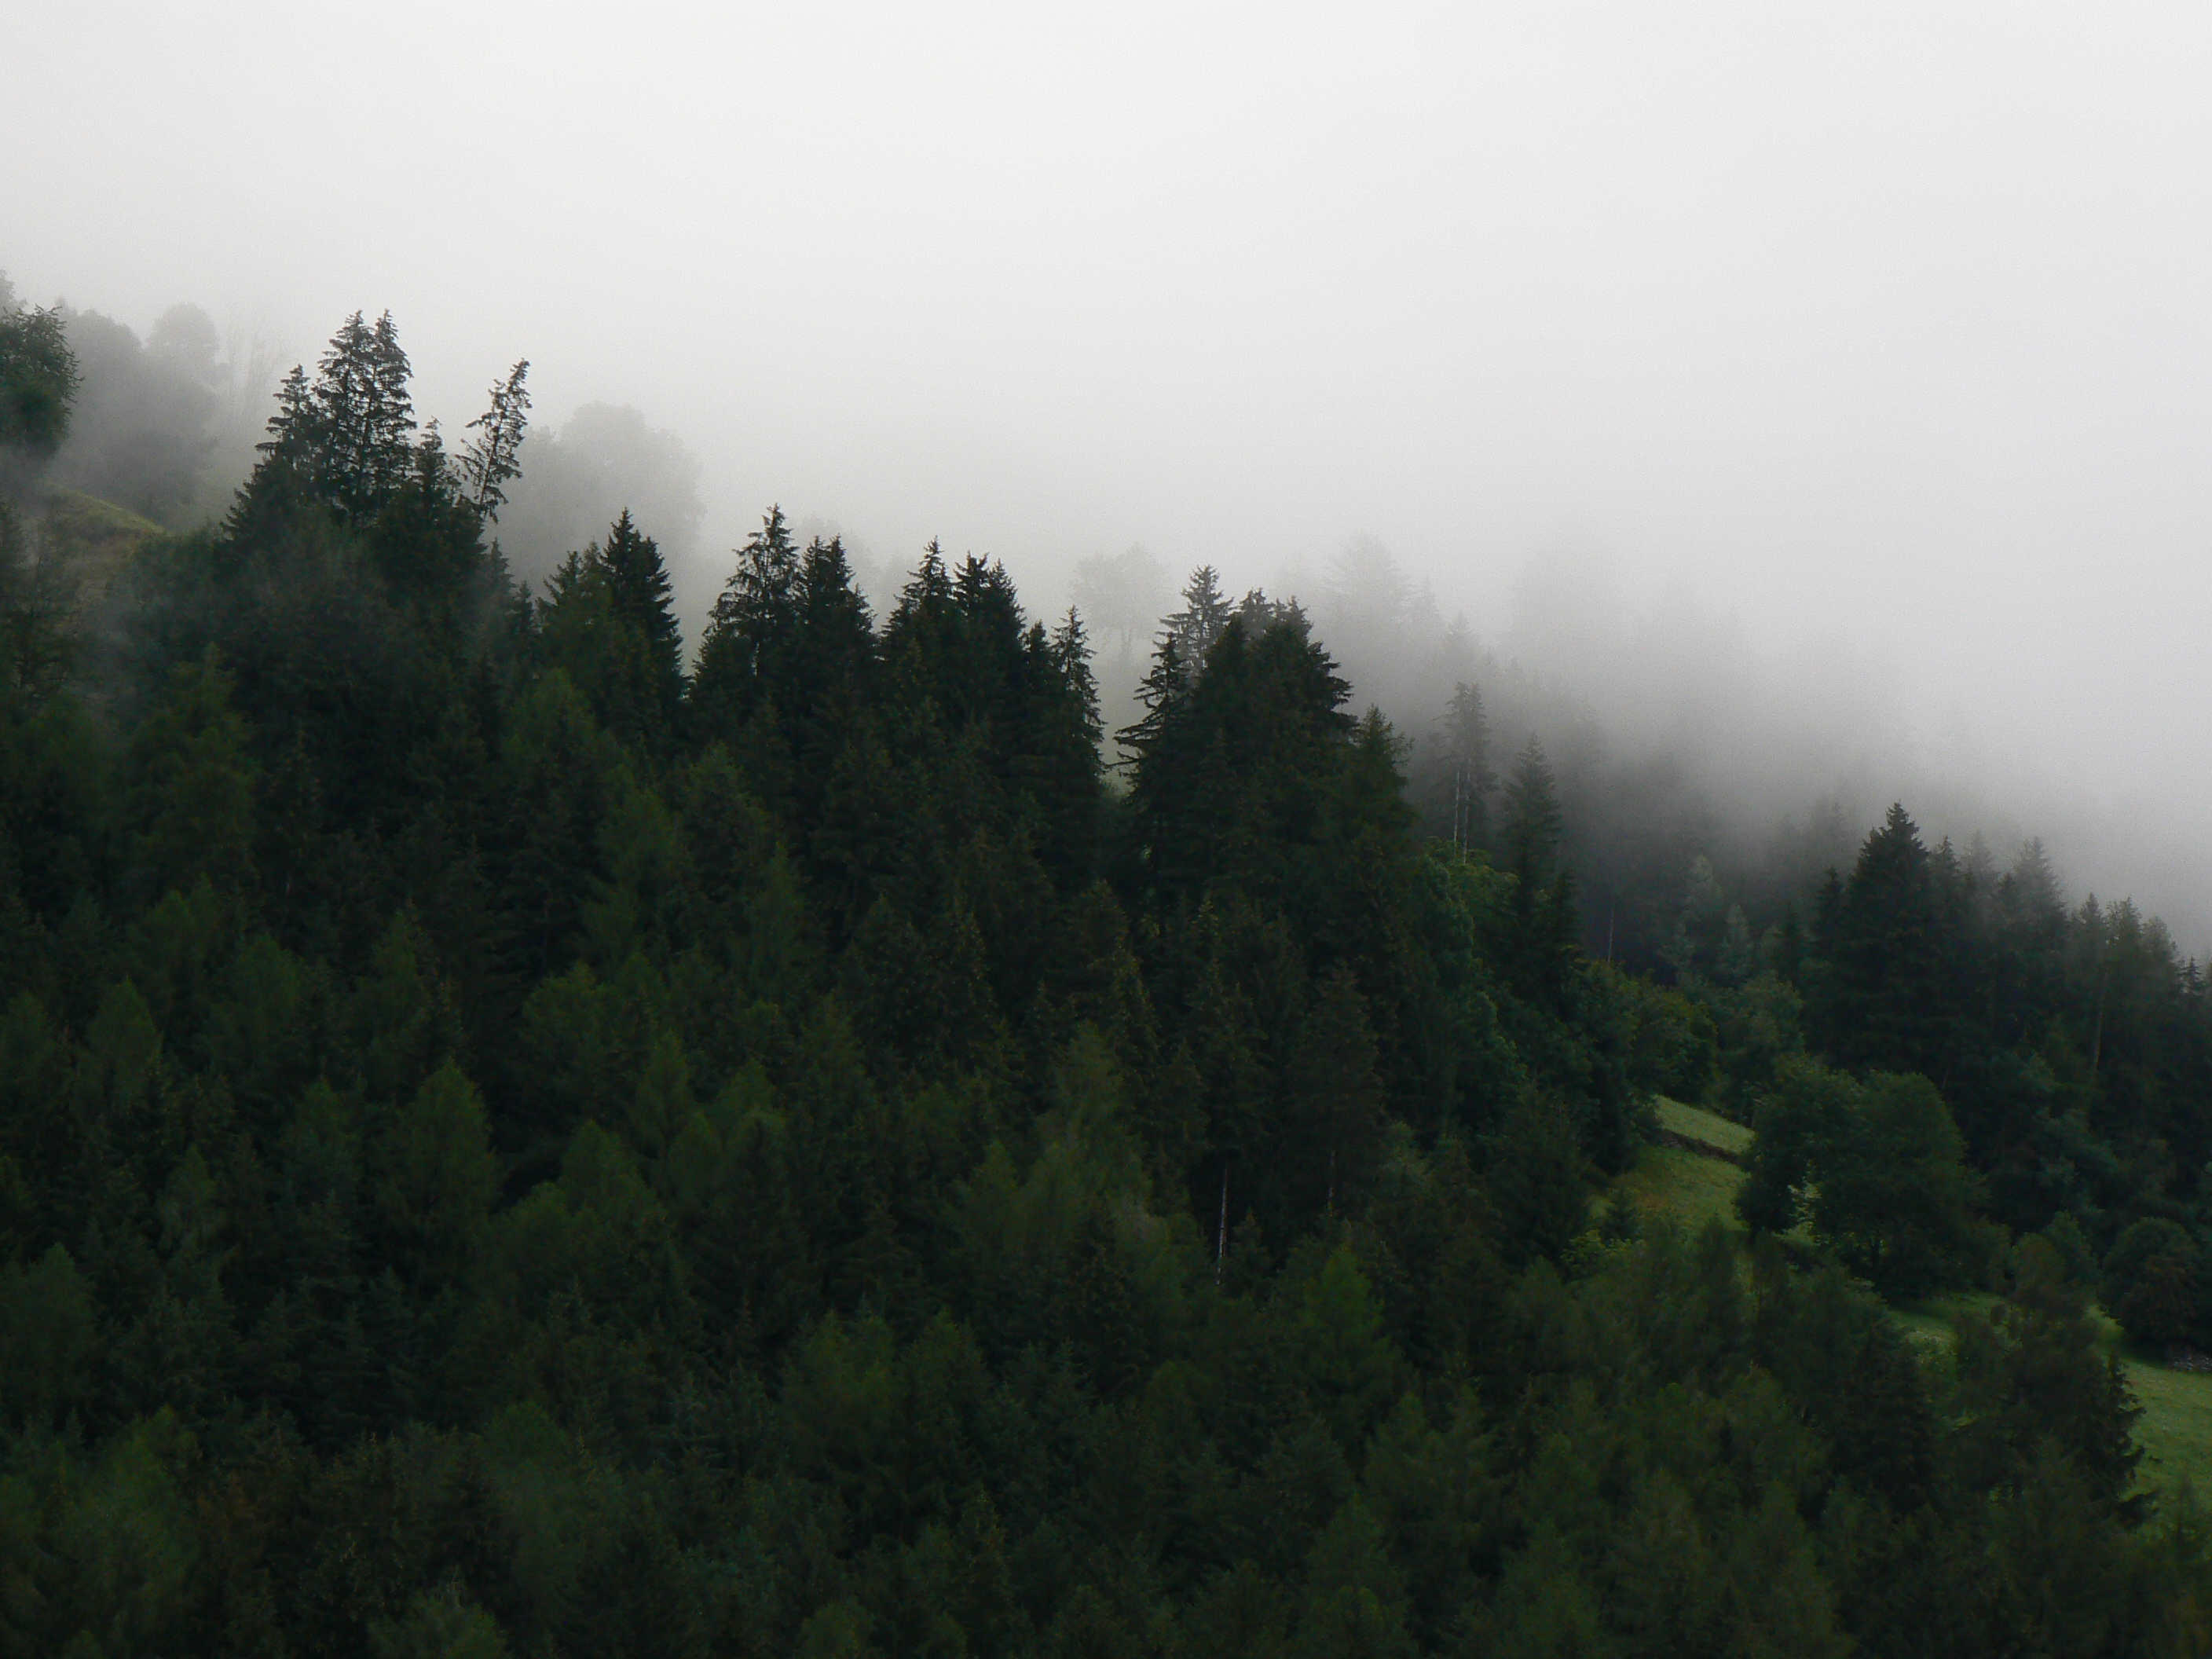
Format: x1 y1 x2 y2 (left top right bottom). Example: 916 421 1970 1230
247 308 425 523
1504 736 1562 845
459 359 530 522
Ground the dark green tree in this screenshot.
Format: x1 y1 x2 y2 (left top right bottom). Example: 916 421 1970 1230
1815 804 1954 1077
458 359 531 523
1434 682 1495 853
1740 1057 1983 1298
238 309 419 529
0 300 79 462
1496 736 1577 1009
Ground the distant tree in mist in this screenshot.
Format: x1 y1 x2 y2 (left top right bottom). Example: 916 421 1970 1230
2009 835 2066 920
0 283 82 699
32 302 229 523
1498 735 1580 1006
1069 544 1170 654
1503 737 1565 891
1315 534 1444 694
494 401 702 590
1324 533 1415 637
1430 681 1496 853
0 289 80 471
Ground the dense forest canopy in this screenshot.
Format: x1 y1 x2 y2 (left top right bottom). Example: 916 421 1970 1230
1 301 2210 1655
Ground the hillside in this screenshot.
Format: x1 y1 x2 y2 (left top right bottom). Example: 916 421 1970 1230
36 485 163 608
2 306 2207 1656
1621 1099 2212 1496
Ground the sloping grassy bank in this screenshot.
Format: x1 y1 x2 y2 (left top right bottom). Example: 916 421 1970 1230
1619 1100 2212 1496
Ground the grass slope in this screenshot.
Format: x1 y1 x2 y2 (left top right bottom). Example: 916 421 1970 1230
1654 1097 1753 1159
1613 1143 1747 1234
1621 1104 2212 1496
38 487 164 608
2128 1364 2212 1496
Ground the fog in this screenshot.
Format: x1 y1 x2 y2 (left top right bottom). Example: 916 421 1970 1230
8 3 2209 943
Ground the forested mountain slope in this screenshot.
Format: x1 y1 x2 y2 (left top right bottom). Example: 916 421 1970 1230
1 308 2209 1655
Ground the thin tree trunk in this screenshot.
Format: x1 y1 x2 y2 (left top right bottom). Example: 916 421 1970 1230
2089 967 2108 1101
1216 1156 1229 1280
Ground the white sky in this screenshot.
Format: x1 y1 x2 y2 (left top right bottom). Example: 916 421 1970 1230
8 2 2210 936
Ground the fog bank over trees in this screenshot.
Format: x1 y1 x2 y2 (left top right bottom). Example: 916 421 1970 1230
493 401 705 595
9 4 2207 947
9 295 2209 1655
10 266 2198 959
1044 526 2211 963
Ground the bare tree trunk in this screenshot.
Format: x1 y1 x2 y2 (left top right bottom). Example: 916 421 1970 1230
2089 966 2108 1102
1216 1157 1229 1281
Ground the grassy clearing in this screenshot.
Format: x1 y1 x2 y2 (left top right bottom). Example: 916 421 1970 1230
1654 1097 1753 1159
1889 1293 2212 1495
1886 1291 2000 1352
1624 1125 2212 1496
1612 1141 1747 1234
2126 1362 2212 1496
41 489 163 606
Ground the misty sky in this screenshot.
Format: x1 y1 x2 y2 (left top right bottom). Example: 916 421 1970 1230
8 3 2210 934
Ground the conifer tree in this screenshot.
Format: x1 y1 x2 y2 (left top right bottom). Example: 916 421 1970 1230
1500 736 1562 892
457 359 530 522
1438 682 1495 853
126 650 256 901
245 310 419 526
1817 803 1952 1076
782 532 881 826
1282 967 1387 1225
597 510 683 720
693 504 802 752
1119 565 1233 759
1164 563 1233 677
1496 736 1577 1005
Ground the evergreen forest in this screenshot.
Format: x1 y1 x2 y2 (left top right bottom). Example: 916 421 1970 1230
4 298 2212 1657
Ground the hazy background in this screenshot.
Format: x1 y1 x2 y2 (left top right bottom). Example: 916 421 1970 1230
6 2 2208 945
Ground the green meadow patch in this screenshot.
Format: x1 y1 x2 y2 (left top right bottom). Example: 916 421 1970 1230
1654 1097 1753 1159
1612 1140 1748 1234
1624 1111 2212 1497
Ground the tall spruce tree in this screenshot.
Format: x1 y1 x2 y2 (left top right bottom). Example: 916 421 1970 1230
598 511 683 709
242 309 419 527
1818 803 1952 1077
1497 736 1577 1006
457 359 531 523
1437 682 1495 853
1163 564 1234 682
692 504 802 760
